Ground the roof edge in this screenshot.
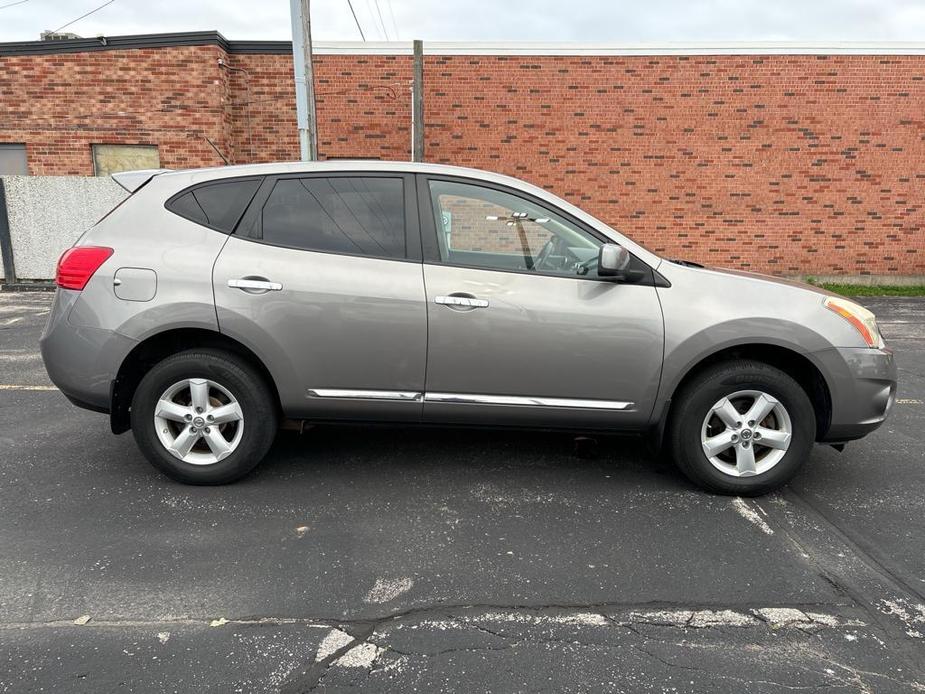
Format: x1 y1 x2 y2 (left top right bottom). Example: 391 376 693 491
3 32 925 57
0 30 232 56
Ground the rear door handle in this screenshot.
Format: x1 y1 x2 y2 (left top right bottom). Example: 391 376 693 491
228 278 283 292
435 294 489 309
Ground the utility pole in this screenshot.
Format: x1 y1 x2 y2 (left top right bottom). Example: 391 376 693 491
290 0 318 160
411 39 424 162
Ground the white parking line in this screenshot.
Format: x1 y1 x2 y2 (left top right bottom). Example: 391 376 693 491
0 353 42 362
732 498 775 535
0 384 58 391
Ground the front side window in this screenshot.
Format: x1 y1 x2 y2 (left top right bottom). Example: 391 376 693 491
428 180 602 277
261 176 405 258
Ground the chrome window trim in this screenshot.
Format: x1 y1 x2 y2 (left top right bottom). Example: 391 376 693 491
424 393 634 410
307 389 423 401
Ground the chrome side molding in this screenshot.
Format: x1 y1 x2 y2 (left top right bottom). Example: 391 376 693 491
307 389 423 401
424 393 633 410
307 389 633 410
425 393 633 409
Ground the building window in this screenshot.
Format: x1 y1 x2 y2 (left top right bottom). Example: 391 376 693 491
0 144 28 175
92 144 160 177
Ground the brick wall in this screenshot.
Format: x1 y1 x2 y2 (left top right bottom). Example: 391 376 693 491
0 46 231 174
424 54 925 276
1 41 923 276
224 52 412 163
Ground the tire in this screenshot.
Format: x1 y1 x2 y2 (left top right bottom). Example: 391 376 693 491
130 349 277 484
667 359 815 496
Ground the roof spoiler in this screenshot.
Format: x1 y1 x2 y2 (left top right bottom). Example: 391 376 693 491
111 168 171 193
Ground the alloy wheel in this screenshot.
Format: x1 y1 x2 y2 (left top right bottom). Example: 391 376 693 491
154 378 244 465
700 389 792 477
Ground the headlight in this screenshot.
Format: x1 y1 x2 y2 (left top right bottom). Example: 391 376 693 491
823 296 885 349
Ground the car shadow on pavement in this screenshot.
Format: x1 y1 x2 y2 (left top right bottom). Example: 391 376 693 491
253 424 688 490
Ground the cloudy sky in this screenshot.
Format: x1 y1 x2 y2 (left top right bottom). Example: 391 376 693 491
2 0 925 43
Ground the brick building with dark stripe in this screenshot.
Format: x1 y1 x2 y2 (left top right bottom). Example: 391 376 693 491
1 32 923 278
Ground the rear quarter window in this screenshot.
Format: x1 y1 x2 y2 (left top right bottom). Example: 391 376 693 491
165 177 263 233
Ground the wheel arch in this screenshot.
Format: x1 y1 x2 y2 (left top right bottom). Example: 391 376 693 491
654 342 833 451
110 327 281 434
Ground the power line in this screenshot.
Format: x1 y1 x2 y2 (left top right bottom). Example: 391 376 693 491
52 0 117 33
373 0 389 41
0 0 31 11
363 0 382 40
385 0 399 40
345 0 366 41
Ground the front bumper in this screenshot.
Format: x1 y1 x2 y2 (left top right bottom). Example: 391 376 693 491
39 289 137 413
814 346 897 442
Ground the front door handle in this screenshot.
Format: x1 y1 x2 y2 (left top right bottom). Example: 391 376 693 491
228 278 283 292
435 294 489 309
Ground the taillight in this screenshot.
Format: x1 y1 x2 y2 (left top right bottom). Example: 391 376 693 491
55 246 114 290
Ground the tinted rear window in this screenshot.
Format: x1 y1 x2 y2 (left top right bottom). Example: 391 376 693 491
260 177 405 258
166 178 262 233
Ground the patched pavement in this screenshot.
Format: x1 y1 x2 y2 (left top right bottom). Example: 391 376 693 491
0 291 923 692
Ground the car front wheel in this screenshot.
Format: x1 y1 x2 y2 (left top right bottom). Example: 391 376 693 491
130 349 277 484
668 359 816 496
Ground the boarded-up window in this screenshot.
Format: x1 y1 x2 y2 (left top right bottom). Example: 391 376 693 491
0 144 28 175
92 144 160 176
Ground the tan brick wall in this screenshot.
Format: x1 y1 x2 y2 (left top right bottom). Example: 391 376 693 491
2 45 923 275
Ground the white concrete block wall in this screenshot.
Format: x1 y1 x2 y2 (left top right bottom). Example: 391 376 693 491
0 176 127 281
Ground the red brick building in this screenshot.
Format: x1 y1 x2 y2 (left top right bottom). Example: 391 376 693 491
1 31 923 277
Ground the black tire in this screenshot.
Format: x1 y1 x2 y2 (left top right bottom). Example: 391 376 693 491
668 359 815 496
131 349 277 484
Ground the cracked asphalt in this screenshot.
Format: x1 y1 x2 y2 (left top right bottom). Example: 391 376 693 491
0 291 923 693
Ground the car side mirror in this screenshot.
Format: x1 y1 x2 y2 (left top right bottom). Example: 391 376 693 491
597 243 631 278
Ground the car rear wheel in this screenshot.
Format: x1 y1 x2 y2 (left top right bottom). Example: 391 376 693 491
131 349 277 484
668 360 815 496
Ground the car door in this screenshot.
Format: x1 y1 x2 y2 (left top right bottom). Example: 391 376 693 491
419 175 664 430
212 172 427 421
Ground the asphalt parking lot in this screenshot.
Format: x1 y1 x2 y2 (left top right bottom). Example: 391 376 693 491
0 291 923 693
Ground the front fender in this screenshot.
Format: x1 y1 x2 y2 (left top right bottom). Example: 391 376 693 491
656 317 836 412
650 262 862 429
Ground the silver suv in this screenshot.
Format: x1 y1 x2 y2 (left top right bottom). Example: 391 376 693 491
41 162 896 494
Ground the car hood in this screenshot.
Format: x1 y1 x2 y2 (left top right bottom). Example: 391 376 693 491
665 261 834 297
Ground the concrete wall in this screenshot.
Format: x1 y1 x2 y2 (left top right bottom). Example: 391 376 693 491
0 176 126 280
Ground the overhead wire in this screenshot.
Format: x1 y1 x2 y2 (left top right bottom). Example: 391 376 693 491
363 0 383 39
385 0 399 40
0 0 31 12
373 0 389 40
345 0 366 40
52 0 117 33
